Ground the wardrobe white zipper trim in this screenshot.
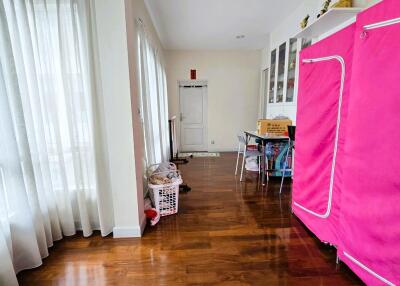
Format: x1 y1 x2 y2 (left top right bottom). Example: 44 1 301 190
343 252 396 286
293 55 345 219
363 17 400 31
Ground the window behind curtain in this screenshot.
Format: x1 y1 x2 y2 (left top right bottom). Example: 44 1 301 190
0 0 100 234
0 1 114 281
137 20 170 167
0 1 93 195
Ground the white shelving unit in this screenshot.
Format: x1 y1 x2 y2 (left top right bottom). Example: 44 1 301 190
295 8 362 39
265 39 303 123
265 8 364 122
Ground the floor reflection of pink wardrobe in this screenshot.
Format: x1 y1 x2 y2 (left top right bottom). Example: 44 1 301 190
293 0 400 284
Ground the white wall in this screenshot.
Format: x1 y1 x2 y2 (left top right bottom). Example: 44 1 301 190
93 0 143 238
270 0 316 51
166 50 262 152
260 47 270 71
92 0 165 238
124 0 166 231
259 44 271 118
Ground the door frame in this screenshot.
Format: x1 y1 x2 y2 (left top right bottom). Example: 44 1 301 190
178 80 208 152
260 68 270 118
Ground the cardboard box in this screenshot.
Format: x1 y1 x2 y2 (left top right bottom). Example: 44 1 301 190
257 119 292 136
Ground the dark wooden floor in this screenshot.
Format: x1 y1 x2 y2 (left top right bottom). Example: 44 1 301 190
18 153 362 285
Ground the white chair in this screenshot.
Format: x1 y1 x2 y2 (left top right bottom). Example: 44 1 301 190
235 134 263 181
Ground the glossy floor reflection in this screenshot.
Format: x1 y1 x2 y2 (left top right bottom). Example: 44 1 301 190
18 153 362 285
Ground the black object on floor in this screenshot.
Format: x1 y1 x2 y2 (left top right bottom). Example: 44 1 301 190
288 125 296 141
169 117 191 193
169 117 190 164
179 184 191 193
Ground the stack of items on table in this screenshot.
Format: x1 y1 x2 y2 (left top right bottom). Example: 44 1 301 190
144 163 182 226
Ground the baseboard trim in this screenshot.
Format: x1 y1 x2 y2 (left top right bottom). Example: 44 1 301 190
113 215 147 238
207 148 236 152
113 226 141 238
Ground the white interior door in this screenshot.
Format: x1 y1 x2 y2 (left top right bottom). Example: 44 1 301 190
179 82 207 152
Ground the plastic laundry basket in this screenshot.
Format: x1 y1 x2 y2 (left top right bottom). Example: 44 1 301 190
147 163 182 216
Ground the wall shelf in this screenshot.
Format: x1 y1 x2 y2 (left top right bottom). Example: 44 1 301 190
295 8 362 39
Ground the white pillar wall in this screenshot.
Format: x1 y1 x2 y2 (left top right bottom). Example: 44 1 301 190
92 0 146 238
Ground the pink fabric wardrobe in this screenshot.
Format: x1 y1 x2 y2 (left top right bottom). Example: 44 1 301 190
293 0 400 284
338 0 400 285
292 24 355 245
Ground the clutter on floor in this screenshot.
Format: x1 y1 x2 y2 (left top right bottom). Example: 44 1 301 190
144 197 160 226
245 156 259 172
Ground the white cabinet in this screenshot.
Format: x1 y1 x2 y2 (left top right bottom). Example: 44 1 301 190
286 38 297 103
268 49 276 104
276 42 286 103
265 38 311 123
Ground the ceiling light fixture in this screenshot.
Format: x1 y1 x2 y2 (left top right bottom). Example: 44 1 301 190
236 35 245 39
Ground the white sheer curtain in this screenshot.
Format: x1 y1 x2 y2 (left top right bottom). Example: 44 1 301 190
137 20 170 167
0 0 113 285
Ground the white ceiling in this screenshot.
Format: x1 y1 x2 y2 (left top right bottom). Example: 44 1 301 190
144 0 304 50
